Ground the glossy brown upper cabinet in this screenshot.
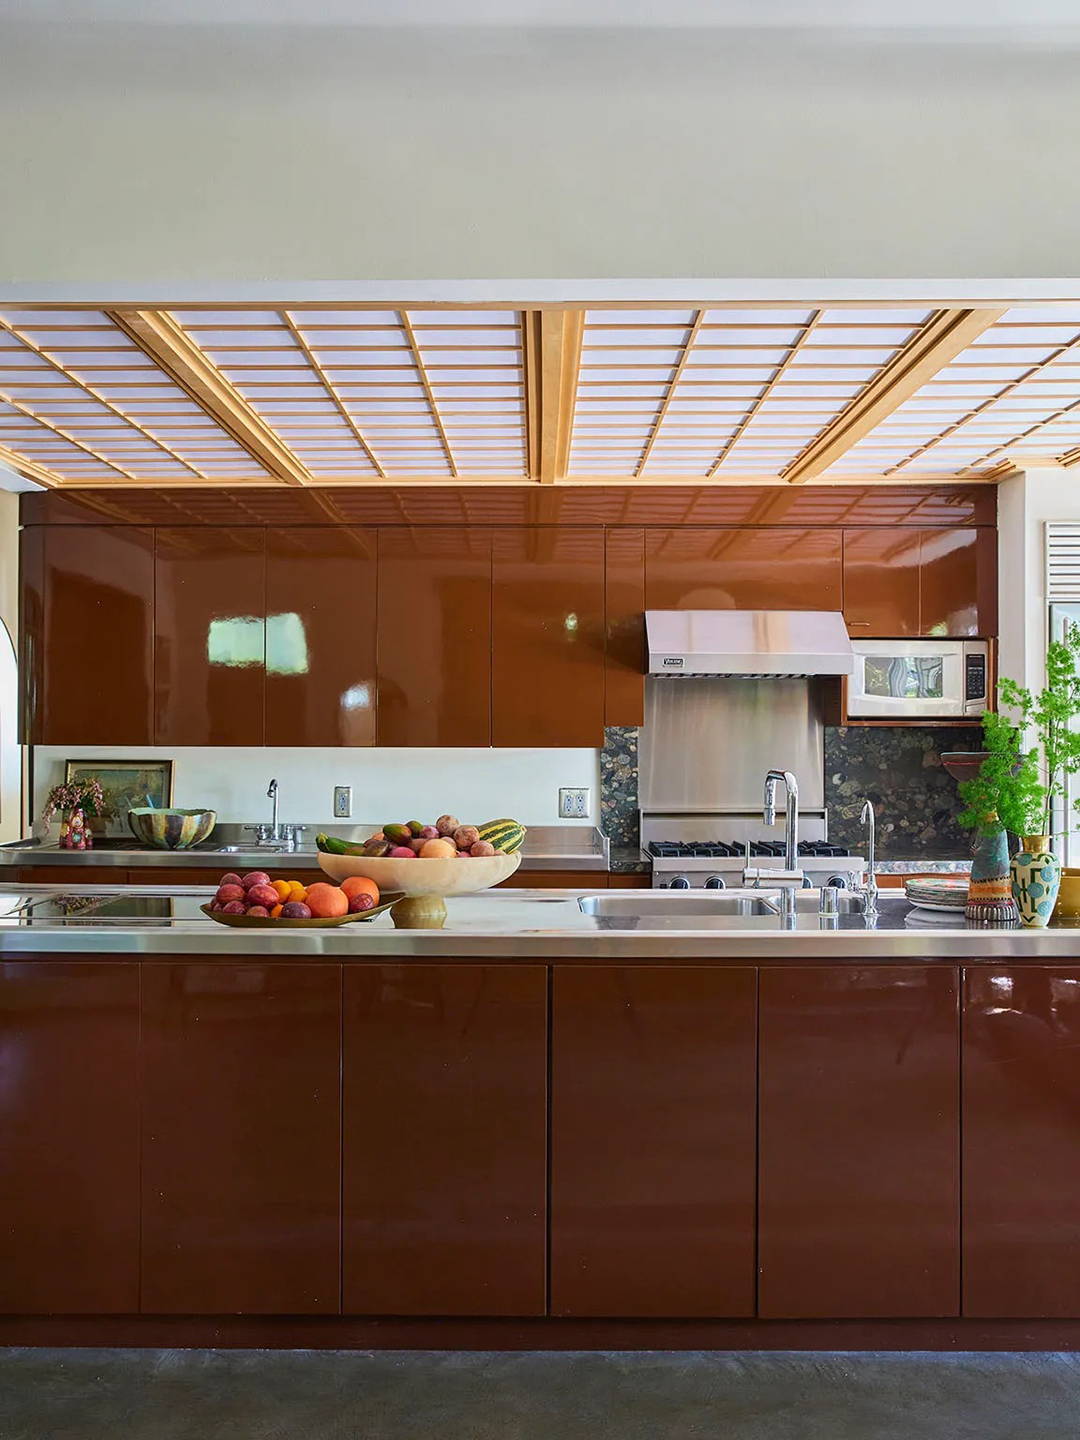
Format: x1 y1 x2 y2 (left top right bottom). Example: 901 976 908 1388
0 962 140 1314
920 527 997 637
265 527 376 747
605 528 645 727
18 524 43 745
141 962 342 1315
377 528 492 747
154 528 265 746
492 527 606 747
844 527 996 637
645 528 843 612
759 965 960 1319
551 965 757 1318
963 966 1080 1317
38 526 156 745
343 964 547 1316
842 528 922 637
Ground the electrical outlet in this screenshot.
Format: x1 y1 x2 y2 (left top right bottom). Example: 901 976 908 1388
559 787 590 819
333 785 352 819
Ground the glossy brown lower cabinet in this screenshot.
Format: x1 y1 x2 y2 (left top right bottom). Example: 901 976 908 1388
154 527 266 746
141 962 341 1314
963 967 1080 1317
342 964 547 1315
265 527 376 746
758 966 960 1319
0 962 140 1313
550 966 757 1317
377 528 493 746
492 527 606 746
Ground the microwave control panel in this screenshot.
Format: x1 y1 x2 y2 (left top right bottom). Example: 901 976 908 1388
965 651 988 702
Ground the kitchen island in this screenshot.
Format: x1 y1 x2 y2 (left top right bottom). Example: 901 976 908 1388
3 882 1080 1350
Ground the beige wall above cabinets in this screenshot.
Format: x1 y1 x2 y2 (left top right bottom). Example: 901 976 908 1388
1 21 1077 283
19 484 998 749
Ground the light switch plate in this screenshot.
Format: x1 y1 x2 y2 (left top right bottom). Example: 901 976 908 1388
334 785 352 819
559 787 590 819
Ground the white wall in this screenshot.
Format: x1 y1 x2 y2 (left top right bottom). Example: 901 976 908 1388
2 20 1080 283
31 744 600 835
996 467 1080 695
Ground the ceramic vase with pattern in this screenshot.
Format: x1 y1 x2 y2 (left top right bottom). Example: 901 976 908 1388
1010 834 1061 928
965 813 1020 924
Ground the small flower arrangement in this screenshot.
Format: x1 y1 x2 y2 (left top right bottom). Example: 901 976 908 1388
43 776 105 823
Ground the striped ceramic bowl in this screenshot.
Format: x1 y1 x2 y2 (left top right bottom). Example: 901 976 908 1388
128 807 217 850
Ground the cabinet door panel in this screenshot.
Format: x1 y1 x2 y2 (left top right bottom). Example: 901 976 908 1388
605 528 645 727
377 528 492 746
154 528 265 746
266 527 376 746
343 964 547 1316
0 962 140 1313
492 528 606 746
963 967 1080 1316
19 526 43 745
551 965 757 1317
141 962 341 1314
42 526 155 744
759 965 960 1318
842 528 921 638
645 528 842 611
920 527 996 637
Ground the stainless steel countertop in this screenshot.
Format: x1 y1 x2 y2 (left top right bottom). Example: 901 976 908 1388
0 885 1077 960
0 824 610 872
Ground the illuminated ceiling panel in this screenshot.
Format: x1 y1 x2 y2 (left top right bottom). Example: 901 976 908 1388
2 300 1080 486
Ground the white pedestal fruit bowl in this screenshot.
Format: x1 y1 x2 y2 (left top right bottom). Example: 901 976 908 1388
317 850 522 928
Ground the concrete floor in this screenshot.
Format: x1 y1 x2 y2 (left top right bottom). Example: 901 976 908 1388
2 1349 1080 1440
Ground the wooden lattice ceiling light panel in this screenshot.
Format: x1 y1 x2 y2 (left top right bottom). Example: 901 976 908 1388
3 300 1080 488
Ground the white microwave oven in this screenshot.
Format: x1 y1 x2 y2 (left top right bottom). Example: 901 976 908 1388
847 639 990 719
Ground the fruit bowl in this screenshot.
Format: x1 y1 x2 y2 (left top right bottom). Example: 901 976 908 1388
317 851 522 928
129 807 217 850
201 895 401 929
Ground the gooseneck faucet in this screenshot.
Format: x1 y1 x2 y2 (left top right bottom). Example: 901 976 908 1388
860 799 879 916
268 778 279 839
763 769 800 872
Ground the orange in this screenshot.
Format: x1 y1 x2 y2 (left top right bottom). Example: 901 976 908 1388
272 879 292 902
305 882 349 918
341 875 380 906
288 881 308 902
270 903 284 918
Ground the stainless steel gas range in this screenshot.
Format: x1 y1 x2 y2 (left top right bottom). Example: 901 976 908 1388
642 813 864 890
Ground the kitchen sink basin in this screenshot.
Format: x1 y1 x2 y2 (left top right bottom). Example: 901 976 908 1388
579 889 867 919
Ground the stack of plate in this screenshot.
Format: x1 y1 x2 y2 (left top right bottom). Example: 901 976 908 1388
904 875 969 914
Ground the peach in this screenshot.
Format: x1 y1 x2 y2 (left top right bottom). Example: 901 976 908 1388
216 883 245 905
419 837 456 859
341 875 380 906
246 905 270 919
221 900 246 915
241 870 271 891
305 883 349 918
247 883 280 910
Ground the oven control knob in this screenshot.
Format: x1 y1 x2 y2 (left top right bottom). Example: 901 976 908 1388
704 875 726 890
668 875 691 890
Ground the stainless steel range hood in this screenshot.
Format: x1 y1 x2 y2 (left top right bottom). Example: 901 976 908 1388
646 610 855 678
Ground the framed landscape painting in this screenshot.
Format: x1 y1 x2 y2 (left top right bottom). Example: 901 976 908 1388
64 759 174 837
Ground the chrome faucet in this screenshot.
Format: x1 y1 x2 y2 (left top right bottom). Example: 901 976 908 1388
267 778 280 838
763 769 800 872
858 799 879 917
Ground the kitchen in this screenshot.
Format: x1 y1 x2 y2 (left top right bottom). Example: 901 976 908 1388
2 290 1080 1352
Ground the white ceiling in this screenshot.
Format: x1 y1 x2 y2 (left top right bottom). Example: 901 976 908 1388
3 0 1080 27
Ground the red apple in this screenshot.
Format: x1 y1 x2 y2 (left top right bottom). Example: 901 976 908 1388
241 870 271 891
